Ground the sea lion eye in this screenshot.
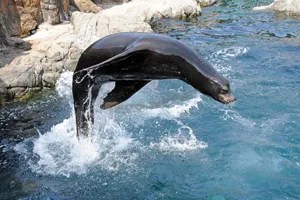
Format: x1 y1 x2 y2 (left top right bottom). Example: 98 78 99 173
220 88 228 94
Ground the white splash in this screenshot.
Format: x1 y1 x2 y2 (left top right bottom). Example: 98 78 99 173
55 71 74 102
24 113 140 176
15 71 207 176
15 72 140 176
140 94 202 120
141 94 206 152
208 46 249 77
215 46 249 59
221 109 256 128
29 117 99 176
150 125 207 152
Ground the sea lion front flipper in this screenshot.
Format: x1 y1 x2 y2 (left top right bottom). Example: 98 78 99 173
100 80 150 109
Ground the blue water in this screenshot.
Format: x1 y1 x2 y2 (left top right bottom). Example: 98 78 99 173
1 0 300 199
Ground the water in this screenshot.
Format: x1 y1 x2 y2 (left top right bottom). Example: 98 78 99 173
1 0 300 199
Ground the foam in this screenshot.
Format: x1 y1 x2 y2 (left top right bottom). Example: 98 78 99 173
221 108 256 128
139 94 202 120
215 46 249 59
15 72 207 176
23 115 140 176
208 46 248 77
29 117 99 176
55 71 74 101
150 125 208 152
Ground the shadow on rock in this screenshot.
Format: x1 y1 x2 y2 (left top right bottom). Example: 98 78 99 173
0 37 31 69
0 38 32 107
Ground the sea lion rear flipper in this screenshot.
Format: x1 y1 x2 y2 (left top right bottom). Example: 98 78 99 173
101 80 150 109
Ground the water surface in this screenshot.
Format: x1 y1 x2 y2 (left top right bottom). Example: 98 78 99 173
1 0 300 199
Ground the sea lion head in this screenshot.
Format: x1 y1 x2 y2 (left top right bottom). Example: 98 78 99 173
181 59 236 104
204 78 236 104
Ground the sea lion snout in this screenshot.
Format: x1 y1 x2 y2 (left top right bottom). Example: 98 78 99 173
217 93 236 104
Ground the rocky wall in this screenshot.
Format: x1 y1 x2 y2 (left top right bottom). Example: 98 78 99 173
15 0 43 37
0 0 22 37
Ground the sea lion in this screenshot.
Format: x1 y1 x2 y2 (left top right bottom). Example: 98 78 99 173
73 32 236 137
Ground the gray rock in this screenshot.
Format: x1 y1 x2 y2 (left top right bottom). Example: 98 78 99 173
197 0 218 7
41 0 71 24
41 0 61 24
42 72 61 87
0 62 42 89
253 0 300 15
72 0 200 48
94 0 129 3
46 43 65 61
0 16 9 46
72 0 102 13
0 0 22 37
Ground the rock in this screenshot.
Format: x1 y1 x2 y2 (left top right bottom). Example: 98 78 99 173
41 0 92 24
0 44 31 69
60 0 71 20
0 15 9 46
72 12 152 49
0 57 42 90
72 0 200 48
46 42 65 61
72 0 102 13
23 22 76 56
42 72 61 87
0 22 79 104
0 12 32 69
253 0 300 15
105 0 200 21
198 0 218 7
40 0 60 24
15 0 43 37
94 0 129 3
20 13 38 36
0 0 22 37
